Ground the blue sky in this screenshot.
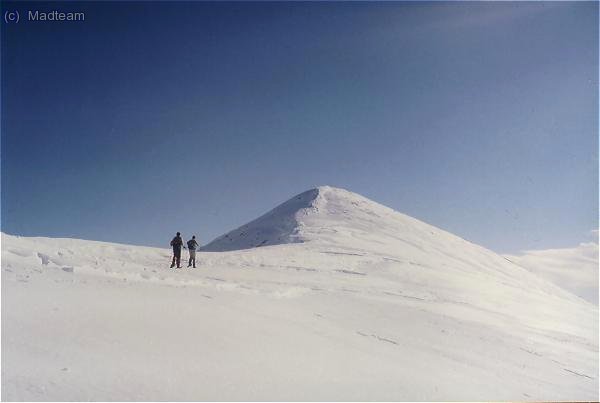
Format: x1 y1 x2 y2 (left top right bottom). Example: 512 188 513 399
1 2 597 253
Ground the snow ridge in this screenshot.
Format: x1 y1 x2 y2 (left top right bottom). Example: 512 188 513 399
200 187 322 251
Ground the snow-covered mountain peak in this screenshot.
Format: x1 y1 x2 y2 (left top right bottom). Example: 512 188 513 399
200 186 398 252
310 185 388 211
198 187 590 308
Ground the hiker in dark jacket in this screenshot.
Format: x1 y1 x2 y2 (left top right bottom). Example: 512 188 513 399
187 235 199 268
170 232 185 268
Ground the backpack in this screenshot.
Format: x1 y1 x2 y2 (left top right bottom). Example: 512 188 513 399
187 240 196 249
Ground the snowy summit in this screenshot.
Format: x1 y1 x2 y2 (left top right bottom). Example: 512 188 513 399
204 185 468 252
202 185 404 251
2 186 598 401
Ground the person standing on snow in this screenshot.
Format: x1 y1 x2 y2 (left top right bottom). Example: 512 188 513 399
187 235 199 268
170 232 185 268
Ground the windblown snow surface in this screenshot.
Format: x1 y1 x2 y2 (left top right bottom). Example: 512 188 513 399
2 186 598 401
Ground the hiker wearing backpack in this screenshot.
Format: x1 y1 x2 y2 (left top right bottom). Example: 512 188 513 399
170 232 185 268
187 235 199 268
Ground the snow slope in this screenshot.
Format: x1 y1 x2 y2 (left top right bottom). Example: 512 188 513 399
201 188 320 251
505 237 599 305
2 186 598 401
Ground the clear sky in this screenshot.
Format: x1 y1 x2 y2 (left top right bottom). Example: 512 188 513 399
1 1 597 253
